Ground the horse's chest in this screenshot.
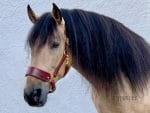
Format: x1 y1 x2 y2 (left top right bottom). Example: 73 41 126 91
92 85 150 113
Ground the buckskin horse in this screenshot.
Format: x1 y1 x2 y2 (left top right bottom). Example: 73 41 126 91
24 3 150 113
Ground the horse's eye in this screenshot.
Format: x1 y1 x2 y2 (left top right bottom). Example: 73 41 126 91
50 42 60 49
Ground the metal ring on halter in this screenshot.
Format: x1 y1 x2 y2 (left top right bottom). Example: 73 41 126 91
49 80 56 93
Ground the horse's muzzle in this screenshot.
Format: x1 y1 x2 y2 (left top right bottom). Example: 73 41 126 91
24 88 47 107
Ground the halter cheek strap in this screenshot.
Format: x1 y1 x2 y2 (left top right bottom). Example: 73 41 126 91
26 43 71 93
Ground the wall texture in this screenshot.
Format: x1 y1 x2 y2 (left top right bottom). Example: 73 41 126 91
0 0 150 113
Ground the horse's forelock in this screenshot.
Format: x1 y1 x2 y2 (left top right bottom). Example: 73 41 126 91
27 13 57 49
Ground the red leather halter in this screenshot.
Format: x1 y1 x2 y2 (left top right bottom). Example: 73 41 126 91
26 43 70 93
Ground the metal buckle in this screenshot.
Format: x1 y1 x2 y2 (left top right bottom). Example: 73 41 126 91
49 80 56 93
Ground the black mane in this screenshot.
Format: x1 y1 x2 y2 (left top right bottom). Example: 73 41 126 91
61 9 150 94
27 8 150 94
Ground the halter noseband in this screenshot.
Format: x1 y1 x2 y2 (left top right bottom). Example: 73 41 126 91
26 43 70 93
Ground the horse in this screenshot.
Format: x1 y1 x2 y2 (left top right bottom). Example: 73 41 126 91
24 3 150 113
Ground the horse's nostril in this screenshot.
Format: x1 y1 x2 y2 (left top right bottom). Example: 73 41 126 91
34 89 41 97
24 92 29 102
31 89 42 102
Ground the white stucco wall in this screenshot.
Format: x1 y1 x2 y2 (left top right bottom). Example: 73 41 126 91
0 0 149 113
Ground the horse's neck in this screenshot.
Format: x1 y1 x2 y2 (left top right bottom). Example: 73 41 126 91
92 76 150 113
72 61 150 113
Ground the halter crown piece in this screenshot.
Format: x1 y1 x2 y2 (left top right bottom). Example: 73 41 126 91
26 42 71 93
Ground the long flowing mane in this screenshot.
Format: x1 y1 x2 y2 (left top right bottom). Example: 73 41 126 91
61 9 150 94
27 8 150 95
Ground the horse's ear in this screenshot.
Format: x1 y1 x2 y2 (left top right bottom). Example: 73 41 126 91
27 5 38 23
52 3 62 24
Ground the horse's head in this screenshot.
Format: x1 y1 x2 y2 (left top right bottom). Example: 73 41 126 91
24 3 71 107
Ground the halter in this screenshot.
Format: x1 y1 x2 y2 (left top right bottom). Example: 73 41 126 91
26 43 71 93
